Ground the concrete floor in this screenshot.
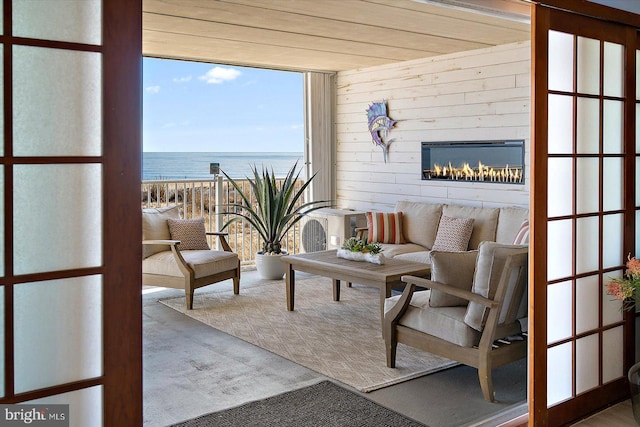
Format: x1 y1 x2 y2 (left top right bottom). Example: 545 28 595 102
143 269 527 427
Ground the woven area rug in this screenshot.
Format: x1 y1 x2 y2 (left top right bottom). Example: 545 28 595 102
171 380 426 427
159 276 457 392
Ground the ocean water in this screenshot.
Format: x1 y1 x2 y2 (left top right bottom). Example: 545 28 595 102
142 152 304 180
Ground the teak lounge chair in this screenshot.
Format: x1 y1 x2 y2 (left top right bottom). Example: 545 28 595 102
384 241 528 401
142 206 241 309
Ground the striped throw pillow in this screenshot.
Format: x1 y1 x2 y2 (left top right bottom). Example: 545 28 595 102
431 216 474 252
366 212 405 244
512 219 530 245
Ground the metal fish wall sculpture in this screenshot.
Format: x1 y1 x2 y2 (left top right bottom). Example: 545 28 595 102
366 100 396 163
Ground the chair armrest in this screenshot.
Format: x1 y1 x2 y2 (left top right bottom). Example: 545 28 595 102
206 232 232 252
385 283 417 325
354 227 368 241
400 275 498 309
143 239 180 246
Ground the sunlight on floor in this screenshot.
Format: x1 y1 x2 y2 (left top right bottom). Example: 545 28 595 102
142 286 167 295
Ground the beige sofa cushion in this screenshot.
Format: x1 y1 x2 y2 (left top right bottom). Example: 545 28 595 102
143 249 238 279
429 250 477 307
384 291 480 347
378 243 427 258
142 205 181 258
495 207 529 244
442 205 499 250
395 201 443 249
394 251 432 264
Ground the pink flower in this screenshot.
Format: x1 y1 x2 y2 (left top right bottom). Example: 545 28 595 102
606 279 634 301
627 254 640 279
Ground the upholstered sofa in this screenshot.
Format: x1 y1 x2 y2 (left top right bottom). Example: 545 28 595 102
358 200 529 264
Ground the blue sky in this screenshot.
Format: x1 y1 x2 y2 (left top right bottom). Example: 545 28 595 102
143 57 304 152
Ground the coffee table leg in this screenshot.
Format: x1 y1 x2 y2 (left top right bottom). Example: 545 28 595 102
333 279 340 301
286 264 295 311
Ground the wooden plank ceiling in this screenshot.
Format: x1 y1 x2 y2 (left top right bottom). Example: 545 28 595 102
143 0 531 72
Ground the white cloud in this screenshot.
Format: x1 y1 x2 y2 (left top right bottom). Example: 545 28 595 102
146 85 160 94
173 75 192 83
199 67 242 84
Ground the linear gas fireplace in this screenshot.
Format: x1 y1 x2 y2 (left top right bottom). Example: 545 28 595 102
421 140 525 184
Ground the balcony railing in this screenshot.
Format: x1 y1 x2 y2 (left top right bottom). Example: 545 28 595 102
141 177 304 266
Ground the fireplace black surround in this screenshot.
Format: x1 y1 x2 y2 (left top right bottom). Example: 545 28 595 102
421 140 525 184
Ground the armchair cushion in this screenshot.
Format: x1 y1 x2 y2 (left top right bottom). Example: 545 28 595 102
167 217 210 250
431 216 474 252
142 205 181 258
143 249 239 279
464 241 528 331
429 250 478 307
384 291 480 347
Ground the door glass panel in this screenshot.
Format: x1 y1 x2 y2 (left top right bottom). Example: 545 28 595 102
0 287 4 398
603 213 623 269
548 220 573 281
637 158 640 205
576 158 599 214
0 167 3 277
576 275 599 334
27 386 102 427
14 276 102 393
548 94 574 154
603 100 623 154
637 50 640 100
548 158 573 217
577 97 599 154
576 334 599 394
637 104 640 153
637 211 640 257
603 269 624 325
13 164 102 275
603 326 624 383
548 342 573 406
577 37 600 95
13 0 101 45
547 281 573 343
0 45 3 157
576 216 599 274
603 158 623 211
13 46 102 156
548 31 574 92
604 42 624 98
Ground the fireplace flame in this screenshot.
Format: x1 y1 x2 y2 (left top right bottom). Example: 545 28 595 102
425 161 523 183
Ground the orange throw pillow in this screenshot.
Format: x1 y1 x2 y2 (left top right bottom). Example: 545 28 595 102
366 212 405 244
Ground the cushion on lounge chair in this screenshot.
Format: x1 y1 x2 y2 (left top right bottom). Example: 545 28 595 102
143 250 239 278
384 291 480 347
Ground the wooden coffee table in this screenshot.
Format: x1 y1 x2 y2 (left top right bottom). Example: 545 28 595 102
280 250 431 328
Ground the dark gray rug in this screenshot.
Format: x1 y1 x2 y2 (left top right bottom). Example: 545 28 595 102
170 380 427 427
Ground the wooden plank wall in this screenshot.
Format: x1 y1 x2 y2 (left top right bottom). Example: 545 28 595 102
335 41 531 212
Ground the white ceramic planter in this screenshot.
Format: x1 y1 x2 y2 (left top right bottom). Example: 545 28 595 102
255 251 287 280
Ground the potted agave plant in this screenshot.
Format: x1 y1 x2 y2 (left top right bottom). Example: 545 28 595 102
222 161 330 280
